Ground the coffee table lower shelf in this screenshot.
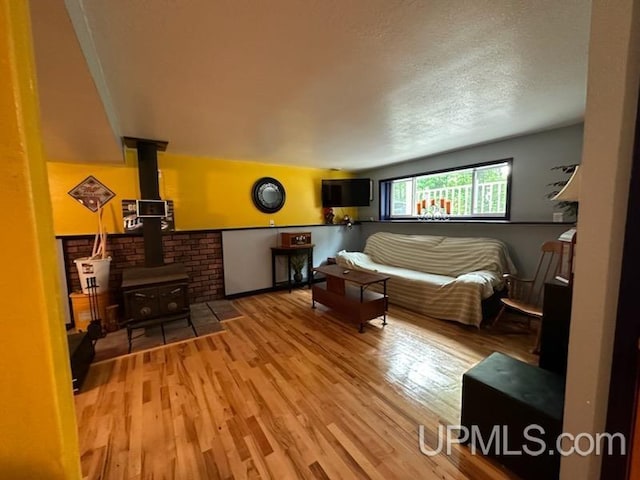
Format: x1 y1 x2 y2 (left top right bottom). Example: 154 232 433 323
312 283 387 332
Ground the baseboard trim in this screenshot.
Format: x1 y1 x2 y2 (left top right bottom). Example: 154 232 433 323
225 278 324 300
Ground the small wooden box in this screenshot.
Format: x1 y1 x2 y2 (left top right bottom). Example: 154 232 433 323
281 232 312 247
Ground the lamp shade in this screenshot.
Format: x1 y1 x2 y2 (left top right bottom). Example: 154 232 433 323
552 165 581 202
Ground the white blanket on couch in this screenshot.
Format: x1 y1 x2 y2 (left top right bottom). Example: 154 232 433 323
336 232 516 327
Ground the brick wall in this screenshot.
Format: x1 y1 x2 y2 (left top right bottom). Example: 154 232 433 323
61 231 224 304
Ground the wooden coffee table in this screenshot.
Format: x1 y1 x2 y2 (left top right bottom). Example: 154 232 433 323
312 264 389 332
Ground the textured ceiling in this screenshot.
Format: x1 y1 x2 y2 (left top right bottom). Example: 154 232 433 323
31 0 591 170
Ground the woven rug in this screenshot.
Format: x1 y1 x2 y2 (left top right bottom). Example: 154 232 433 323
91 301 237 362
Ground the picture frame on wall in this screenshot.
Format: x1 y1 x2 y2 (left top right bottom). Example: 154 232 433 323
122 199 175 232
68 175 115 212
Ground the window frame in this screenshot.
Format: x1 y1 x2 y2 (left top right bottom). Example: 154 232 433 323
379 158 513 221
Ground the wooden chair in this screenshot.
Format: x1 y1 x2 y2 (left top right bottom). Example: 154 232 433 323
492 240 563 351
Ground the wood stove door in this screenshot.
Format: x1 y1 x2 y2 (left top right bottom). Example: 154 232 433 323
125 287 160 321
158 283 189 315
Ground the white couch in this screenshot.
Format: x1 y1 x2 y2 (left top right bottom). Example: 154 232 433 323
336 232 516 327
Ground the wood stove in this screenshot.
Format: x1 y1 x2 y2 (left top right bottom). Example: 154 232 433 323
121 263 195 352
120 137 197 352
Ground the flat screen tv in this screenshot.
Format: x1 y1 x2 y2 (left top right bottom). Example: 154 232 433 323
322 178 371 207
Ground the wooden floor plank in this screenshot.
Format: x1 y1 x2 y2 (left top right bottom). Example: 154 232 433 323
75 289 535 479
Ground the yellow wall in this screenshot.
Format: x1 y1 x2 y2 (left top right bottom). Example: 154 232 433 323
0 2 81 478
47 151 355 235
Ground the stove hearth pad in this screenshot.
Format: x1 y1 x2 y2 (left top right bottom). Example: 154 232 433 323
121 263 197 352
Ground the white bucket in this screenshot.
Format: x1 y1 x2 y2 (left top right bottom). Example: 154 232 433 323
74 257 111 294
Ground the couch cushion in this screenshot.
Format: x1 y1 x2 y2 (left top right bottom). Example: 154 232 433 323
337 251 455 285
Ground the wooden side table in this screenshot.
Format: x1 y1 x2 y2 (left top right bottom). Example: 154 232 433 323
271 245 314 292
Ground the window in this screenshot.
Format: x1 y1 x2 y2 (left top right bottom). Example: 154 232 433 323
380 159 512 220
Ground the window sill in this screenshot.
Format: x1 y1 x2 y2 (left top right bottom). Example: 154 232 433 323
366 219 574 225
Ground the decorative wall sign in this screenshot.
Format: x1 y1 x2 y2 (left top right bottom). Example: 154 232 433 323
68 175 116 212
122 199 175 232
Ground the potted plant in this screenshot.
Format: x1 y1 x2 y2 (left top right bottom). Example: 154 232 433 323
291 254 306 283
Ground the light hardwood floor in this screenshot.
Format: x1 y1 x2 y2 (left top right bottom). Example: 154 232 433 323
75 290 537 479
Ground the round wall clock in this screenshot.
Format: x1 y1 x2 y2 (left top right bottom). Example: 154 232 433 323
251 177 286 213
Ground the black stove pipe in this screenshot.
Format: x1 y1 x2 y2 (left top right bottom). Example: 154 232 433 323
123 137 168 268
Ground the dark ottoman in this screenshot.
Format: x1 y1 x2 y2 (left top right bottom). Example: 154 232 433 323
461 352 565 480
67 332 94 393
